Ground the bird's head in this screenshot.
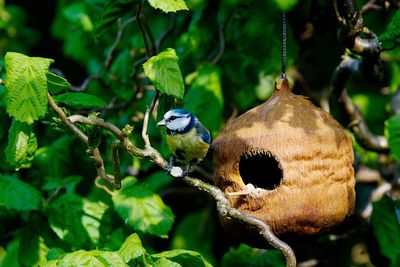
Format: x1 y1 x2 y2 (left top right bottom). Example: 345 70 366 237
157 109 194 133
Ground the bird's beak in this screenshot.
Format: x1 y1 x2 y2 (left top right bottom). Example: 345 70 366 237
157 119 167 127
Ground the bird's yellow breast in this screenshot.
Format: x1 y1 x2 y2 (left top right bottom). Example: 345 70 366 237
166 127 209 163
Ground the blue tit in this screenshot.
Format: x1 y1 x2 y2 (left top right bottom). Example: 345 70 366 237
157 109 211 176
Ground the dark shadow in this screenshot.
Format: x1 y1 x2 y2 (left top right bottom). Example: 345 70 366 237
239 152 283 190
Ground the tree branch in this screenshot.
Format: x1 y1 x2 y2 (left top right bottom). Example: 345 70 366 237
331 56 389 153
136 0 151 59
182 176 297 267
48 93 122 189
333 0 381 56
51 97 297 266
142 91 159 149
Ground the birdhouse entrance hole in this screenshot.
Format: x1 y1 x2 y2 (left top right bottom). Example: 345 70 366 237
239 152 283 190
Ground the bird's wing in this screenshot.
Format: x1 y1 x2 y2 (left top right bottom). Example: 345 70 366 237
196 124 211 144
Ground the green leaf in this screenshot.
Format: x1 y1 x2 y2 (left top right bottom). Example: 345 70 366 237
0 239 20 267
52 92 106 109
46 71 71 94
221 244 285 267
171 210 215 265
0 175 41 211
4 52 53 124
141 171 174 192
143 48 185 99
46 248 65 261
151 249 212 267
110 49 135 101
112 177 175 238
379 10 400 44
183 64 224 136
94 0 137 41
153 258 182 267
54 250 127 267
46 193 108 247
118 233 146 263
371 195 400 265
147 0 188 13
5 120 37 169
18 227 49 267
33 136 73 178
42 176 82 194
385 114 400 162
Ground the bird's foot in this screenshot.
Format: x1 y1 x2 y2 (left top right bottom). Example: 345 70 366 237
166 157 191 178
168 166 186 178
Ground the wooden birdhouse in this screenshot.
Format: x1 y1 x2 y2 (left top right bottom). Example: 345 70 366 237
213 78 355 244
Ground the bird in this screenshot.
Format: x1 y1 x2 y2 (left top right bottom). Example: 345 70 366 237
157 109 211 177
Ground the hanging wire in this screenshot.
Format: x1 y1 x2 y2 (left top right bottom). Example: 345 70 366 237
281 12 287 80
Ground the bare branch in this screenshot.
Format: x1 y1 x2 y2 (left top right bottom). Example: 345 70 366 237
211 25 225 64
48 93 122 189
104 17 136 69
136 0 151 59
182 176 297 267
361 0 380 14
339 90 389 152
68 115 125 142
112 140 122 189
333 0 381 56
70 17 135 92
156 15 176 52
50 89 296 265
47 93 88 142
330 55 389 152
142 91 159 148
63 108 296 265
330 56 389 153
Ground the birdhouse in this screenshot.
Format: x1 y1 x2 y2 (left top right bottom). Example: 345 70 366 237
213 78 355 244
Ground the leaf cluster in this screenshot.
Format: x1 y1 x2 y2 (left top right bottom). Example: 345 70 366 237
0 1 399 267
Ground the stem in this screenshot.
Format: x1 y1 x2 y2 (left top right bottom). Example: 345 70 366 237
47 93 88 142
68 115 124 142
104 17 136 69
136 0 151 59
142 91 159 149
182 176 296 267
112 140 122 189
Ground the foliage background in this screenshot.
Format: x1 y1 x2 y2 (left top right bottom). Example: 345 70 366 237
0 0 400 266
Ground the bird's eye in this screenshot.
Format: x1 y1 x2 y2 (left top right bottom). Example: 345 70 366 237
169 116 176 120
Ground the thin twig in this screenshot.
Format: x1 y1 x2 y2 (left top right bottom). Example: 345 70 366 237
112 140 122 189
104 17 136 69
71 17 135 92
144 19 156 56
54 100 296 266
211 24 225 64
361 0 380 14
95 176 115 196
136 0 151 59
68 115 124 142
47 93 88 142
156 15 176 52
142 91 159 148
48 93 121 189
